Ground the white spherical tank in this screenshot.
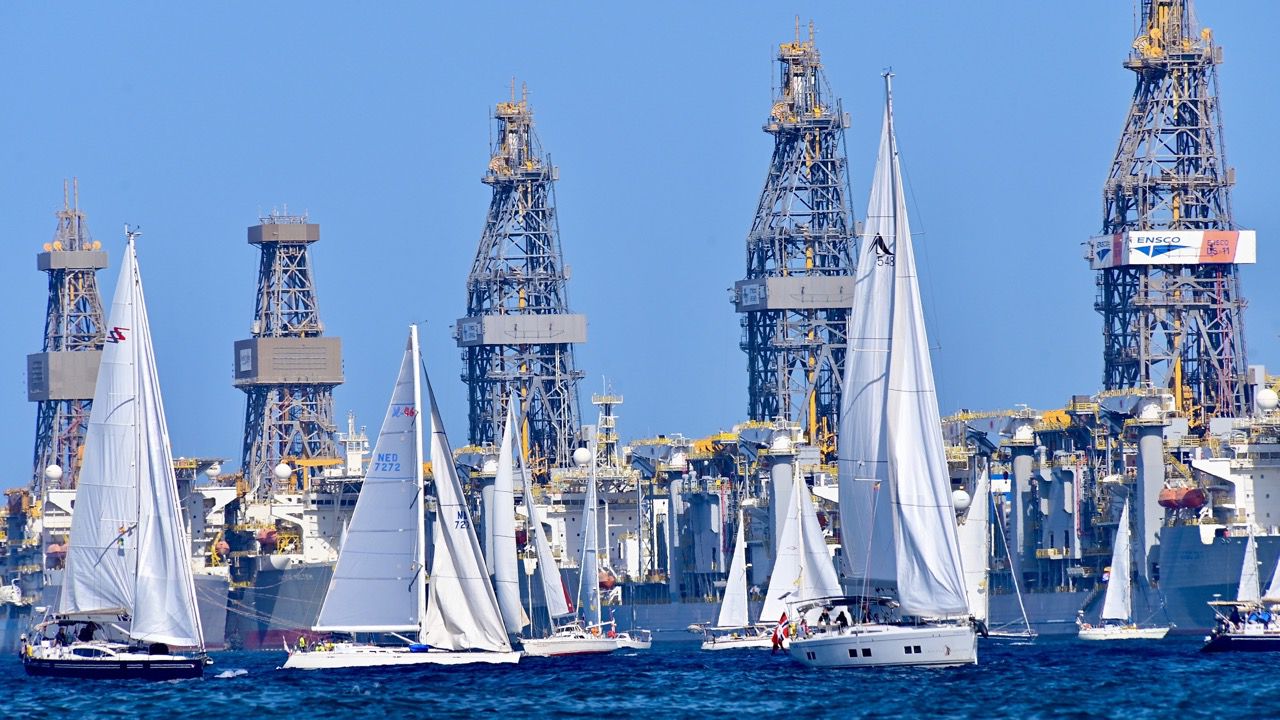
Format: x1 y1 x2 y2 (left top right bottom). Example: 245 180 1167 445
572 447 592 467
206 463 222 479
770 434 793 452
44 465 63 482
1258 388 1280 412
482 459 499 474
273 462 293 480
952 489 972 511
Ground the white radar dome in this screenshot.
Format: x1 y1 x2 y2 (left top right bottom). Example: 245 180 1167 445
952 489 972 511
770 434 793 452
572 447 592 467
273 462 293 480
482 459 499 474
1258 388 1280 412
206 463 222 479
44 465 63 482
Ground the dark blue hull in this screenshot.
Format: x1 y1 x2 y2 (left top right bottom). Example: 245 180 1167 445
22 655 205 680
1200 632 1280 653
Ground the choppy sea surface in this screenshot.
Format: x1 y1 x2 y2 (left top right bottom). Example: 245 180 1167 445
2 637 1274 719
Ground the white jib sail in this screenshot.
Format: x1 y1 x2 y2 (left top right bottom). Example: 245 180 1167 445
61 238 203 648
314 330 422 634
716 510 750 628
1101 499 1133 622
1238 532 1261 604
1264 552 1280 602
956 461 991 623
522 461 572 618
881 78 970 619
760 469 802 624
422 376 512 652
493 401 528 634
839 103 898 591
798 470 842 603
578 449 603 626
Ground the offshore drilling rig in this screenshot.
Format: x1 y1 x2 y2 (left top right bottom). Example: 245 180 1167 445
458 84 586 473
733 20 855 458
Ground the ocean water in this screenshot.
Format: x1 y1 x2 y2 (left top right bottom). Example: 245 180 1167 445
2 637 1273 719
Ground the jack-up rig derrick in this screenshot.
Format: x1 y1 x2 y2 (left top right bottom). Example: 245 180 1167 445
457 84 585 473
1090 0 1252 424
28 180 107 494
233 212 343 498
733 20 855 456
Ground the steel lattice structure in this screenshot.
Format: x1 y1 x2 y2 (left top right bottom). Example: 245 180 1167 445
235 212 343 496
29 180 106 493
1096 0 1248 421
458 86 584 471
734 22 855 451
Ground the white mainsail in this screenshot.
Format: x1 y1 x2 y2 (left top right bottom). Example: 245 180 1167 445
60 237 203 648
314 332 423 634
578 449 603 626
956 462 991 623
1100 499 1133 622
761 465 840 623
1238 532 1261 604
522 461 572 619
839 104 899 591
880 80 970 619
492 402 528 634
1264 553 1280 602
422 376 512 652
716 510 750 628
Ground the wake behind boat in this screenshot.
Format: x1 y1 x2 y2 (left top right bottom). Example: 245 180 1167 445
284 326 519 670
788 74 977 669
22 231 208 680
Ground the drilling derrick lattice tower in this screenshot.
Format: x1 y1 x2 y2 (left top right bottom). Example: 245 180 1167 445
234 212 344 496
458 86 585 472
1092 0 1251 422
734 21 855 453
28 180 107 493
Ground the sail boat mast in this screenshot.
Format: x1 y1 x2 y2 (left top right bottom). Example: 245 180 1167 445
410 325 428 644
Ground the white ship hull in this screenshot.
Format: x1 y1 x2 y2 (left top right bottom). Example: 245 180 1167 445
614 631 651 650
282 643 521 669
1077 625 1170 641
521 635 619 657
699 626 775 651
788 623 977 669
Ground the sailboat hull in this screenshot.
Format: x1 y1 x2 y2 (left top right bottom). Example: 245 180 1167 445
698 625 775 651
788 623 977 668
521 636 619 657
1077 625 1170 641
22 646 205 680
283 643 521 670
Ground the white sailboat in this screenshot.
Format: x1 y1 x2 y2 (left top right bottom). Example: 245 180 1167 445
699 509 773 650
522 438 619 657
1202 532 1280 651
1077 499 1170 640
284 326 520 669
986 491 1038 640
23 232 208 680
789 75 978 669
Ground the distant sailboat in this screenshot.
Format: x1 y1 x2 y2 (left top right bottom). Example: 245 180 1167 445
1202 532 1280 652
1077 499 1170 640
699 509 773 650
284 326 520 669
788 74 978 669
23 232 208 680
519 429 618 658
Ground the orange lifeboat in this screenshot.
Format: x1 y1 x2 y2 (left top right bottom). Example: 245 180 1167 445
598 570 617 591
257 528 278 549
1159 487 1207 510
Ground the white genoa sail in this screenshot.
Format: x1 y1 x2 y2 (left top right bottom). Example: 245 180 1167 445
881 84 969 619
1238 532 1261 604
314 333 423 634
493 402 528 634
578 453 603 625
1100 499 1133 622
716 510 750 628
523 462 571 619
1264 552 1280 602
423 378 512 653
839 107 899 592
60 238 203 648
956 462 991 623
761 466 840 623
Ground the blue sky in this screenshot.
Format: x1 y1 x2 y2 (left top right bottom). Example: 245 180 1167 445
1 2 1277 484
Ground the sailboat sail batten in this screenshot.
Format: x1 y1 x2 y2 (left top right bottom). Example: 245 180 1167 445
314 339 422 633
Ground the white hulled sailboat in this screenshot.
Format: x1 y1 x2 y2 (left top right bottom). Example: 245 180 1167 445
23 232 208 680
522 436 619 657
699 509 773 650
789 75 978 669
1077 499 1170 640
283 326 519 669
1201 532 1280 651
